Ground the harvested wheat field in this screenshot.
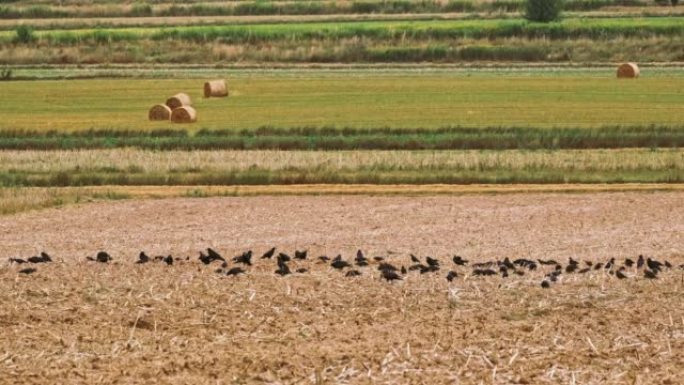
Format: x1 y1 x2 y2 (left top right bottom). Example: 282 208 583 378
1 192 683 384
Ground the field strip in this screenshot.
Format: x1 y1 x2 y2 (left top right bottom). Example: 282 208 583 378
2 10 683 30
3 183 684 216
83 183 684 196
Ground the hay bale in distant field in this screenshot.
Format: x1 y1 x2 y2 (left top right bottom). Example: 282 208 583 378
204 79 228 98
617 63 640 78
171 106 197 123
166 93 192 109
148 104 172 121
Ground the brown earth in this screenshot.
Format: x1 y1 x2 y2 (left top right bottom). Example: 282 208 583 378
0 192 683 384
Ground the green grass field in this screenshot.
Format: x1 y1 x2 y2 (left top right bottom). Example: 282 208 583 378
1 72 683 132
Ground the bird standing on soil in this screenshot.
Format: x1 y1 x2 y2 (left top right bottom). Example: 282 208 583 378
644 270 658 279
446 271 458 282
163 255 173 266
275 258 291 276
331 255 351 270
381 269 402 282
294 250 308 260
136 252 150 264
452 256 468 266
261 247 276 259
226 267 246 276
87 251 112 263
637 255 645 269
355 250 369 266
28 253 52 264
19 268 37 275
233 250 253 266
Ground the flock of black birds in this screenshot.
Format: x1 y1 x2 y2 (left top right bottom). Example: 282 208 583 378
7 248 684 288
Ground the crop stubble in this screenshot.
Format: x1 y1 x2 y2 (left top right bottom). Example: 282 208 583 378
0 193 683 383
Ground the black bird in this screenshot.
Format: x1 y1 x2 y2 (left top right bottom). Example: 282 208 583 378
345 270 362 277
87 251 112 263
294 250 308 260
410 254 421 263
578 267 591 274
163 255 173 266
221 261 228 268
501 257 515 270
473 268 497 276
646 258 663 272
664 261 673 269
19 268 37 275
226 267 246 276
373 256 385 262
261 247 276 259
419 265 440 274
136 252 150 264
452 255 468 266
568 257 579 266
637 255 645 269
378 262 398 272
500 268 509 278
585 260 594 267
593 262 603 270
199 252 212 264
275 259 291 276
277 253 291 262
605 258 615 270
318 255 330 262
233 250 253 266
644 269 658 279
446 271 458 282
9 258 26 264
28 254 51 263
541 280 551 289
624 258 634 267
296 268 308 274
381 269 402 282
355 250 369 266
565 264 578 273
207 248 226 263
514 270 525 276
425 257 440 267
331 255 351 270
616 270 628 280
401 266 407 274
537 259 558 266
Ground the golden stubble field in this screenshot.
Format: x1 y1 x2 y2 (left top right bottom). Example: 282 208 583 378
1 192 683 384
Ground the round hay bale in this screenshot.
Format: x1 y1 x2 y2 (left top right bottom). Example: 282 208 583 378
171 106 197 123
148 104 171 121
617 63 640 79
166 93 192 109
204 79 228 98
